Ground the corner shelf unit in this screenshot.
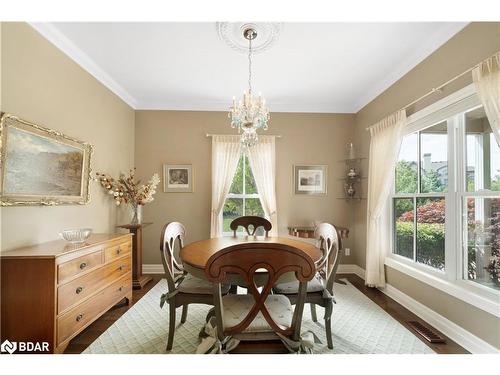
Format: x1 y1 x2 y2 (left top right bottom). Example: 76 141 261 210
337 157 367 201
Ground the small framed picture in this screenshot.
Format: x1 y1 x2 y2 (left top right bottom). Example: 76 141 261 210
163 164 193 192
294 165 327 195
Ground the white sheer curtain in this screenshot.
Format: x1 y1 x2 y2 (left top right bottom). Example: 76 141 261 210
247 136 278 235
473 52 500 146
365 110 406 288
210 135 242 238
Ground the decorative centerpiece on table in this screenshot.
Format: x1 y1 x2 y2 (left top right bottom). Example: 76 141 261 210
95 168 160 225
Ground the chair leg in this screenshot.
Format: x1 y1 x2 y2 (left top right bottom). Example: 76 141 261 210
181 304 188 324
324 301 333 349
166 302 176 351
310 304 318 322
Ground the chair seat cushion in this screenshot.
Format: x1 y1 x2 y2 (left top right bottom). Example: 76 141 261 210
273 273 325 294
178 274 230 295
222 294 293 333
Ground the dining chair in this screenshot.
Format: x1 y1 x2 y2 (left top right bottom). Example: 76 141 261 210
272 222 341 349
160 221 231 351
204 241 316 351
230 216 272 237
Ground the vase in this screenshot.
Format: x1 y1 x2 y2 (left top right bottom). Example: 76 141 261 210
130 203 143 225
346 142 356 160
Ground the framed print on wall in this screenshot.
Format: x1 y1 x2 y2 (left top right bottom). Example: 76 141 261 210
294 164 327 195
163 164 193 192
0 113 93 206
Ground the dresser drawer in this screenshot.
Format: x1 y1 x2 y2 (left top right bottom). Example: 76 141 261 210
57 273 131 345
57 256 132 314
104 241 131 263
58 250 103 284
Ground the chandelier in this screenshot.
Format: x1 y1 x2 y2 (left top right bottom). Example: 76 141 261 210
229 27 270 147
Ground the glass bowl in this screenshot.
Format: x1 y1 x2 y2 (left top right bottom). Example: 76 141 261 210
59 228 92 243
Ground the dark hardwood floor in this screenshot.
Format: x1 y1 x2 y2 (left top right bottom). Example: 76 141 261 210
64 273 468 354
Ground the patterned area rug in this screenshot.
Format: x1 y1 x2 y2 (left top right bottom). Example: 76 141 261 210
83 279 434 354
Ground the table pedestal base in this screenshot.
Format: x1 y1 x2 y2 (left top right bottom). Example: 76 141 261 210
133 275 153 290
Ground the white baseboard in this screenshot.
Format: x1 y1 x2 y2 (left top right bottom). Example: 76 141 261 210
338 264 365 280
142 264 164 274
380 283 499 354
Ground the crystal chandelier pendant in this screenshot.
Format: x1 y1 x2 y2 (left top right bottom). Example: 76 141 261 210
228 27 270 147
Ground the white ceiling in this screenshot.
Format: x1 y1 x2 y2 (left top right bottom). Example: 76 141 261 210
31 22 467 113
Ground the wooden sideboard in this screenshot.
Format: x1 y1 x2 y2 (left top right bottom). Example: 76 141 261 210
0 233 132 353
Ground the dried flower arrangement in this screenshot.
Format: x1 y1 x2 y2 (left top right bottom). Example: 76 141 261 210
95 168 160 206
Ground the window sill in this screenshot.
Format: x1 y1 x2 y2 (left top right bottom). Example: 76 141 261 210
385 256 500 318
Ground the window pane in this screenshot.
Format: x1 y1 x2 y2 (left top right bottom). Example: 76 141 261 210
420 121 448 193
395 133 418 193
416 197 445 270
245 198 265 235
394 198 414 259
244 156 258 194
222 198 243 232
229 156 243 194
465 107 500 192
465 197 500 290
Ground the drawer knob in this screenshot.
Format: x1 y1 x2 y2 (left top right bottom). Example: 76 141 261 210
119 265 124 271
76 314 84 322
76 286 84 294
79 262 87 270
116 247 121 254
119 286 123 292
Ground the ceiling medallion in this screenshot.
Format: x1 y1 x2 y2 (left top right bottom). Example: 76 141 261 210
216 22 282 55
228 26 271 147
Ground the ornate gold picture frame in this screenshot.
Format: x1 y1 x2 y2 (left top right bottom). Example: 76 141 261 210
0 113 93 206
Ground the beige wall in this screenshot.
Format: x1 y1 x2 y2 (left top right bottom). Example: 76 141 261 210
2 20 498 348
352 22 500 348
135 110 356 264
0 22 135 251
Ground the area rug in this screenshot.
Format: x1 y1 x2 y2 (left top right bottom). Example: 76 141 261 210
83 279 434 354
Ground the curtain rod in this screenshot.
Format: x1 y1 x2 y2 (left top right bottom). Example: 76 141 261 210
206 133 283 138
365 51 499 131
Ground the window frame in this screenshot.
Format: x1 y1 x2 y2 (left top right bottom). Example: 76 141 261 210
387 84 500 317
221 153 264 236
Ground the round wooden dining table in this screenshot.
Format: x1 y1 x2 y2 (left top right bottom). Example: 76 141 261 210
180 236 323 285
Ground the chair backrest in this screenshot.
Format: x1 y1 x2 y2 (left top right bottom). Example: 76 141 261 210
205 243 315 341
160 222 186 292
314 223 342 294
230 216 272 237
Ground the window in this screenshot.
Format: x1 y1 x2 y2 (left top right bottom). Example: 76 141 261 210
222 154 265 234
463 107 500 291
394 122 447 271
390 86 500 303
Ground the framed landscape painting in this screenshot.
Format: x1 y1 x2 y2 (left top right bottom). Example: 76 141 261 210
0 113 93 206
163 164 193 192
294 164 327 195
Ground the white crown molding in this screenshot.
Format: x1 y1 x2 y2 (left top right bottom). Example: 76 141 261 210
29 22 138 109
28 22 467 113
135 100 356 113
381 283 499 354
353 22 469 112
